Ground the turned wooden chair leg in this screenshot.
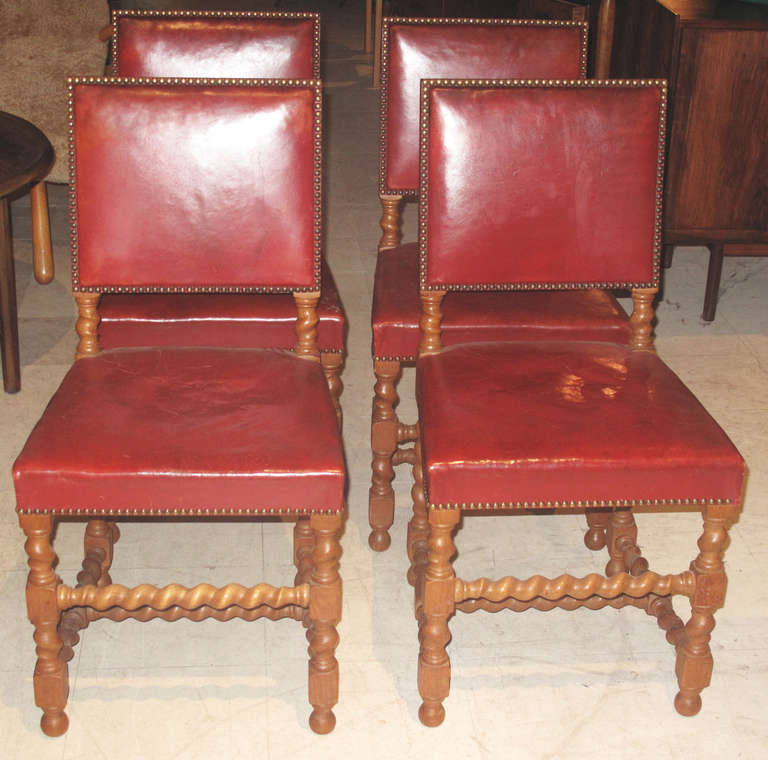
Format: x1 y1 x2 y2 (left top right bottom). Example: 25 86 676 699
307 512 342 735
407 433 429 596
674 504 736 716
605 509 649 576
584 509 610 550
293 516 315 625
418 508 459 728
19 513 69 737
662 243 674 269
369 359 401 551
378 194 403 250
320 352 344 429
702 243 724 322
59 519 120 661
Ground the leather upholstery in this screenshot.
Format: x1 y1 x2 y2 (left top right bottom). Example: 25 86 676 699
417 342 745 508
113 12 319 79
372 243 631 359
422 83 663 290
14 348 345 514
382 20 586 194
71 81 320 292
99 261 345 351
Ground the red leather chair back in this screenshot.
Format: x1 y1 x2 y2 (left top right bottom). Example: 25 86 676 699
419 80 666 291
112 10 320 79
380 18 588 197
69 78 322 293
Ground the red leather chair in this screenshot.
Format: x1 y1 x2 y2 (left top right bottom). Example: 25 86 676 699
13 79 344 737
410 79 745 726
106 9 345 423
370 17 631 551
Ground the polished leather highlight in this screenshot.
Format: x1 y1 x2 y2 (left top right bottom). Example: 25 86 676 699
99 262 345 350
372 243 631 359
72 82 319 291
383 22 585 193
14 348 344 514
423 85 662 289
114 15 319 79
417 342 745 507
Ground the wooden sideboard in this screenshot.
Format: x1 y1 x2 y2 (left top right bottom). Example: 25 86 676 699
609 0 768 319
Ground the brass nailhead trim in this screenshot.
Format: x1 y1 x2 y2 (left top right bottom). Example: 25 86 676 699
417 78 667 292
428 497 733 510
379 17 589 197
18 506 343 516
68 77 324 295
111 10 322 79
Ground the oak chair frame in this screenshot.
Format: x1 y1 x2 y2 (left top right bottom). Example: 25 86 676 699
107 11 344 425
17 78 343 737
407 78 743 726
370 17 597 551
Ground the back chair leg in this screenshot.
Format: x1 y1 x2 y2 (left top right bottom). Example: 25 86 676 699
321 351 344 428
369 359 401 551
307 512 342 734
584 510 610 550
605 509 648 576
19 513 70 737
418 508 460 728
674 504 736 716
58 519 120 661
378 194 403 250
407 432 429 594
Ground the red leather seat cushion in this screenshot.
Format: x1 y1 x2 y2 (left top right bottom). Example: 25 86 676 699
14 348 344 515
99 263 346 351
417 342 744 508
372 244 631 360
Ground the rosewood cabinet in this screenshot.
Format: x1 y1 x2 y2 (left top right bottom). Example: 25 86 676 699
608 0 768 319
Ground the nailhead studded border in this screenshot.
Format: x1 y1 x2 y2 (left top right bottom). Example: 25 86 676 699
417 78 668 292
67 77 324 295
378 17 589 198
110 9 322 80
428 497 734 510
17 505 343 516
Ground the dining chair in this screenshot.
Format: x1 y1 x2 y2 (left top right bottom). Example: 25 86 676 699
106 9 346 423
410 78 745 726
370 17 632 552
13 78 344 737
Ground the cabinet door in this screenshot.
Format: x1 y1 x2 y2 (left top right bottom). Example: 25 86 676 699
665 23 768 237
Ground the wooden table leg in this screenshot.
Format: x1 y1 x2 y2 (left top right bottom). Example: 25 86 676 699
0 198 21 393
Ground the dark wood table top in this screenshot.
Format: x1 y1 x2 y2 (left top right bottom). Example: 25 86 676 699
0 111 54 200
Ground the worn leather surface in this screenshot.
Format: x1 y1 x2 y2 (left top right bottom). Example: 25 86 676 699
114 15 318 78
72 82 319 291
417 342 745 507
383 22 585 192
423 84 662 288
14 348 344 514
372 243 631 358
100 261 346 350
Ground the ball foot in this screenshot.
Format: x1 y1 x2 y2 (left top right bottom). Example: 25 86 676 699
368 529 391 552
418 701 445 727
41 710 68 737
674 691 702 717
309 708 336 734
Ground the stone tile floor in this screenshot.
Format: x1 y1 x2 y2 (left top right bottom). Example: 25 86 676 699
1 1 767 757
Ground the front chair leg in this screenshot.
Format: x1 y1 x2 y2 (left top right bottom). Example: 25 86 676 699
307 512 342 734
418 508 460 728
19 513 70 737
369 359 401 551
674 504 736 716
